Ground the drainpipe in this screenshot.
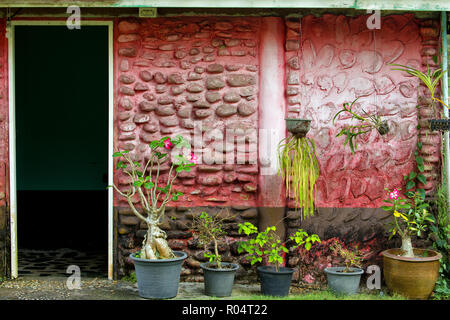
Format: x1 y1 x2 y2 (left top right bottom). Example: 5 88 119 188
441 11 450 214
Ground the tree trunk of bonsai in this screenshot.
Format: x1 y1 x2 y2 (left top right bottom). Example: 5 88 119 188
401 234 415 258
141 217 174 260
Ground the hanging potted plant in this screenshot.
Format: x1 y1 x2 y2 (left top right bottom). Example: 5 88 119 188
390 59 448 132
111 135 197 299
237 222 320 296
278 118 319 219
324 242 366 295
380 188 442 299
191 211 239 297
332 97 389 154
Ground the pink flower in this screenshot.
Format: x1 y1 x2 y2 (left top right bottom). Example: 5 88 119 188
303 274 315 284
163 138 173 150
389 188 399 200
190 152 198 164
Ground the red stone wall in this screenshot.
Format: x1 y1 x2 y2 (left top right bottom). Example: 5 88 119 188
285 14 426 209
113 17 261 209
0 18 9 277
417 19 442 191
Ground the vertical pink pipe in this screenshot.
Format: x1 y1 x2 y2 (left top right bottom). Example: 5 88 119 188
258 17 286 227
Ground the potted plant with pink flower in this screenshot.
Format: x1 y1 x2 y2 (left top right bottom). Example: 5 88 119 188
380 188 442 299
111 135 197 299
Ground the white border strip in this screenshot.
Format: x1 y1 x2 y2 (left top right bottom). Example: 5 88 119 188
9 20 114 280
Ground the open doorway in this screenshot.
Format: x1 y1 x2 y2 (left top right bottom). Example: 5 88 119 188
14 25 109 277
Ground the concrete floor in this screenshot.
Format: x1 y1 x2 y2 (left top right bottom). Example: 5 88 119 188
0 276 261 300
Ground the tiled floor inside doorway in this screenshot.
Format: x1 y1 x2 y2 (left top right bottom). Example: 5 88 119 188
18 248 107 278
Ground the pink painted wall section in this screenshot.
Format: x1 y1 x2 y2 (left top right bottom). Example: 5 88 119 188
0 19 8 208
258 17 286 208
285 14 425 208
113 17 261 208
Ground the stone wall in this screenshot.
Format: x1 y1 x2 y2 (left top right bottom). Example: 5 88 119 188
0 19 9 278
113 17 263 277
112 14 441 281
283 14 441 285
114 17 260 209
285 14 424 208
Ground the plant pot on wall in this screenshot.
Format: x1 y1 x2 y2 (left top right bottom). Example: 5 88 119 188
324 267 364 295
200 262 239 297
382 248 442 299
429 119 450 132
130 251 187 299
257 266 294 297
285 118 311 137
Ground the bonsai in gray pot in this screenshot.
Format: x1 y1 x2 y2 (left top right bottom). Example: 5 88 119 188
237 222 320 297
324 242 366 295
111 135 197 299
192 210 239 297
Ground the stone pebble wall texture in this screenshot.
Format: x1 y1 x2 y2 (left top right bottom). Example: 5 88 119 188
283 15 442 284
114 17 263 278
285 14 426 209
0 19 9 277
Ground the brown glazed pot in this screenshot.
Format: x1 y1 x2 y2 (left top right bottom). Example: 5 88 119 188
382 248 442 299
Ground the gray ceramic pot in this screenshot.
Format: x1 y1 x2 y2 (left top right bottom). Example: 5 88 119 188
130 251 187 299
257 266 294 297
200 262 239 297
324 266 364 295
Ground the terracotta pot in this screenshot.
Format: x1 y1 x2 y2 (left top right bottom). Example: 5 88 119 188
382 248 442 299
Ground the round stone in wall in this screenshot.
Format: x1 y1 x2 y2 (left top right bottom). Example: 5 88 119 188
216 104 238 117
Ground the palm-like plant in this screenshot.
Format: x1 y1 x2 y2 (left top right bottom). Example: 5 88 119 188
390 59 448 111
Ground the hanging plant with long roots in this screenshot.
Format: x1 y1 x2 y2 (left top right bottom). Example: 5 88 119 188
278 135 319 220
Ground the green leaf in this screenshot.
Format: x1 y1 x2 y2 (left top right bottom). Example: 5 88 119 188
417 174 427 185
409 172 417 180
406 180 415 190
144 181 154 189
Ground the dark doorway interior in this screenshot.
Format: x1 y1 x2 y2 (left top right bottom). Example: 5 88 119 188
15 26 109 277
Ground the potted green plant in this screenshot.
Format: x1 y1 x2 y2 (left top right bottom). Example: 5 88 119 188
332 97 389 154
390 59 448 131
237 222 320 296
191 211 239 297
380 188 442 299
278 119 319 219
324 242 365 295
111 135 197 299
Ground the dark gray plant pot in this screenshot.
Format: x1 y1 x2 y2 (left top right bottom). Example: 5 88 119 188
130 251 187 299
285 118 311 138
257 266 294 297
324 266 364 295
200 262 239 297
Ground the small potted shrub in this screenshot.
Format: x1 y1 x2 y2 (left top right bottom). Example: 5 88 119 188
324 242 366 295
191 211 239 297
381 188 442 299
237 222 320 296
278 119 319 219
111 135 197 299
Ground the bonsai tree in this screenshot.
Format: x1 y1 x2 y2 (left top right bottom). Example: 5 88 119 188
237 222 320 272
332 97 389 154
330 242 365 273
381 188 435 258
191 211 230 269
277 131 319 220
111 135 197 260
